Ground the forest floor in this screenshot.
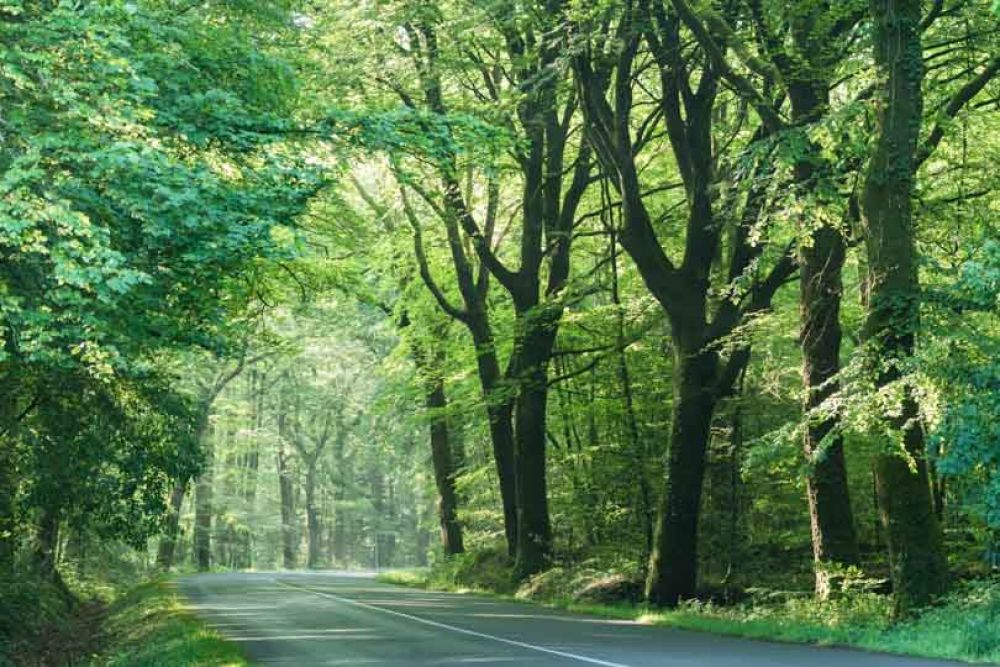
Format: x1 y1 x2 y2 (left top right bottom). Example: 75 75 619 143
376 557 1000 665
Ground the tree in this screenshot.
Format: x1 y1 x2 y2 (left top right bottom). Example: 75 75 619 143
860 0 944 615
1 0 317 579
572 1 796 605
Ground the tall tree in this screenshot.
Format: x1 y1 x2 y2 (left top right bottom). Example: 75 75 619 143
572 1 795 604
860 0 945 615
784 2 862 597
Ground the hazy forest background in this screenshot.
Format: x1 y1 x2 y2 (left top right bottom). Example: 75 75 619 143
2 0 1000 663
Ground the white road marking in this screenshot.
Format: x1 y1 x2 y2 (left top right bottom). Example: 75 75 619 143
276 579 633 667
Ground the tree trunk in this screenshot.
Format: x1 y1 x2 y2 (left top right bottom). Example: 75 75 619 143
468 318 518 557
800 225 860 597
277 442 297 570
333 503 346 566
156 480 187 570
239 369 262 569
0 438 15 577
305 461 321 569
193 452 213 572
797 192 861 593
511 316 556 578
34 509 59 580
332 438 347 566
158 406 212 571
787 23 861 597
862 0 947 615
427 376 464 555
645 344 717 606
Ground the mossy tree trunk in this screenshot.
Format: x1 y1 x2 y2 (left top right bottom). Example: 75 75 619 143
861 0 947 616
573 5 797 605
427 375 464 556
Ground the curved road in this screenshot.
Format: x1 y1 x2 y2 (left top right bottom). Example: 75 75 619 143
177 572 960 666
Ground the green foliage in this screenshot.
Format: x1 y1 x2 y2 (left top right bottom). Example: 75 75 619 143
3 0 1000 659
0 577 75 665
924 241 1000 525
0 1 317 374
20 373 201 548
0 0 323 594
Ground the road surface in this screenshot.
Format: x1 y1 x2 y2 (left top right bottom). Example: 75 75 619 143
177 572 960 666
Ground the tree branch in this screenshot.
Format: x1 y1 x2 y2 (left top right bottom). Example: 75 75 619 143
917 54 1000 167
667 0 786 132
398 185 470 324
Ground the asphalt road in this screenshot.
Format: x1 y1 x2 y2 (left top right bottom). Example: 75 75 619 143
177 572 960 667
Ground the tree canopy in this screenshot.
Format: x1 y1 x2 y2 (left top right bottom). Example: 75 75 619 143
2 0 1000 661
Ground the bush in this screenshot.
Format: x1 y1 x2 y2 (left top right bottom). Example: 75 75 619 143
424 548 517 594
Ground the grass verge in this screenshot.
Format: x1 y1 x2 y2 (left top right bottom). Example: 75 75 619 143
90 580 249 667
377 566 1000 664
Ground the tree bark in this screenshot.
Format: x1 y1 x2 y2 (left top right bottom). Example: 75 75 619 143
862 0 947 615
511 316 556 577
156 480 187 570
158 406 212 571
305 461 321 569
401 18 591 569
468 317 519 556
645 343 718 606
789 69 860 596
193 440 213 572
800 224 860 598
427 372 464 555
574 10 795 604
332 433 347 567
238 368 263 569
400 28 520 557
277 439 297 570
34 509 59 581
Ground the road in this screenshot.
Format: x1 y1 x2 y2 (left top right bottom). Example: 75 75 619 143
177 572 960 667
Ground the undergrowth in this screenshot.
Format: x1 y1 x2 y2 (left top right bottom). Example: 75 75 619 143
378 552 1000 664
90 580 249 667
0 576 105 666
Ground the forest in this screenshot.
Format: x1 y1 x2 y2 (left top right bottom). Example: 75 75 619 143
1 0 1000 664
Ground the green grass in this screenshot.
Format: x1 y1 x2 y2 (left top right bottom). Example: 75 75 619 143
91 580 250 667
378 567 1000 664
